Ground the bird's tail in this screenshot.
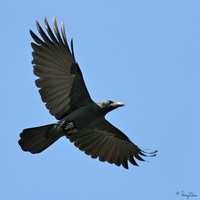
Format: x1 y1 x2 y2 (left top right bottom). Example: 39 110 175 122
18 124 61 154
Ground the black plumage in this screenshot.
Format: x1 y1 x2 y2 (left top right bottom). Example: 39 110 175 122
18 16 157 169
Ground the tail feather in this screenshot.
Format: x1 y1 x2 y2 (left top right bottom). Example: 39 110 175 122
18 124 61 154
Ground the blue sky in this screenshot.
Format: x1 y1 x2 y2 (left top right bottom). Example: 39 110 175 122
1 0 200 199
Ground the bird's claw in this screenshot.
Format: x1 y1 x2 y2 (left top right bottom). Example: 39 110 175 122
64 122 78 135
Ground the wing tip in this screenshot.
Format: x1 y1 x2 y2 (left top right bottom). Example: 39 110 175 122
71 38 75 61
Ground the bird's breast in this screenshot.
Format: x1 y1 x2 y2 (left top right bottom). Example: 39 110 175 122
58 104 102 132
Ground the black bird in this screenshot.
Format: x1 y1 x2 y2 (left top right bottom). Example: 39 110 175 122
18 16 157 169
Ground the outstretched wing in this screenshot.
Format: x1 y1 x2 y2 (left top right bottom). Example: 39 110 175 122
67 118 157 169
30 16 93 120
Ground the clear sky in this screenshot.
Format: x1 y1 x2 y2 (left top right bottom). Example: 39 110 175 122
1 0 200 199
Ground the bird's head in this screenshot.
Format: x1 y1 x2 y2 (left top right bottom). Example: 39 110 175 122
97 100 125 114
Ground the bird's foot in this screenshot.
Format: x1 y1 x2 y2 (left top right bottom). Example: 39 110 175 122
64 122 78 135
64 122 74 130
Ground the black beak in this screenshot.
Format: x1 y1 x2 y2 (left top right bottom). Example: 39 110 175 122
111 102 125 108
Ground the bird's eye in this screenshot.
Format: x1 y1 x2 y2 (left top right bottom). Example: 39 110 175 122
102 101 111 108
108 100 113 105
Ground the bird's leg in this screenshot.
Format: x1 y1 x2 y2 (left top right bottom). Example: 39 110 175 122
64 122 74 130
60 122 79 135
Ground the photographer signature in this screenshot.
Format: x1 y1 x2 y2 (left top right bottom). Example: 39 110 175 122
176 191 198 199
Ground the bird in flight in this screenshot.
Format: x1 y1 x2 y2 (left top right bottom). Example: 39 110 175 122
18 16 157 169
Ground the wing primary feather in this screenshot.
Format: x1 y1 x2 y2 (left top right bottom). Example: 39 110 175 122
122 157 128 169
138 150 147 157
52 16 74 60
140 149 158 157
30 30 44 45
53 15 63 44
135 154 145 161
129 156 139 166
149 150 158 157
36 21 51 43
149 150 158 156
71 39 75 61
44 16 69 59
44 16 58 43
61 20 71 53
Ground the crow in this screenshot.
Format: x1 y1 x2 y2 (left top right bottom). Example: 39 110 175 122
18 16 157 169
